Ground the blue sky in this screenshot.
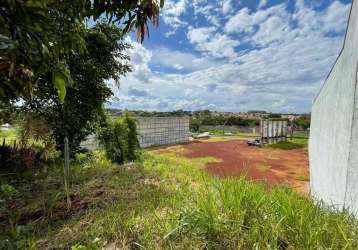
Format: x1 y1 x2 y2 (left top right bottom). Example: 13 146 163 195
108 0 352 113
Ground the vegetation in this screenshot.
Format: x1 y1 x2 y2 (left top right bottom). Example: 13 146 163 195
1 150 357 249
190 110 260 131
206 129 260 138
0 0 163 103
98 113 139 164
267 134 309 150
293 114 311 131
23 22 130 153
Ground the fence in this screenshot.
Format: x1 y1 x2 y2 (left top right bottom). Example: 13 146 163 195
136 117 190 148
260 120 288 144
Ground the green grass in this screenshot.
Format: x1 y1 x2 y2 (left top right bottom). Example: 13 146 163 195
266 137 308 150
205 129 260 138
0 128 17 144
1 149 358 249
295 175 310 182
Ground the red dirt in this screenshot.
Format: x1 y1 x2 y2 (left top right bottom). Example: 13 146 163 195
181 139 309 194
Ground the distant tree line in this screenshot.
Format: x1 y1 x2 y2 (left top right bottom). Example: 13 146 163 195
189 110 260 131
292 114 311 130
107 109 311 132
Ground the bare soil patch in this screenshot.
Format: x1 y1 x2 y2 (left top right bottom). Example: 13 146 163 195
153 139 309 194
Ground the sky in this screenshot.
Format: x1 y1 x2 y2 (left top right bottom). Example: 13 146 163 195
108 0 352 114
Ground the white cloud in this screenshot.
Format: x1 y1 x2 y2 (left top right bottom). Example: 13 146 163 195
322 1 350 33
222 0 233 14
110 0 351 113
187 26 216 43
224 4 288 34
124 38 153 83
151 47 218 71
258 0 268 9
162 0 188 28
187 27 239 58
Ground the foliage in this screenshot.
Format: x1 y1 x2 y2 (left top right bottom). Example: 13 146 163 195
0 101 15 124
15 112 51 147
0 0 163 102
23 23 131 153
1 150 358 248
0 142 41 170
191 110 260 130
98 113 139 164
75 151 112 169
293 114 311 130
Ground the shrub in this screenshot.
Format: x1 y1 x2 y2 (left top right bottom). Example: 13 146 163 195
0 143 39 170
98 113 139 164
0 138 58 170
75 151 112 169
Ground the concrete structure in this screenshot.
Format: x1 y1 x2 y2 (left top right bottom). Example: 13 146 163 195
309 0 358 214
80 134 100 151
136 116 190 148
260 120 288 144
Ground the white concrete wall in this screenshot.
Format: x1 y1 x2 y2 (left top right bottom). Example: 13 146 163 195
309 0 358 213
260 120 288 139
136 117 190 148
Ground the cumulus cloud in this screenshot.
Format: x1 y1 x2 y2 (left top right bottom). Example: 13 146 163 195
150 47 218 71
128 87 150 97
258 0 268 9
187 27 240 58
109 0 351 113
187 26 216 43
222 0 233 14
224 4 288 34
124 39 153 83
162 0 188 28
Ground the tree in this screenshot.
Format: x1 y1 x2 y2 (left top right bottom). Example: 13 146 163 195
0 0 163 103
98 113 139 164
24 23 131 153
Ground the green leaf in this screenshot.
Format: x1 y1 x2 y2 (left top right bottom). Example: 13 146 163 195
160 0 165 8
53 71 66 103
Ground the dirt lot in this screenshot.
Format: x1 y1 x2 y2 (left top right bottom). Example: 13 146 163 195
153 138 309 194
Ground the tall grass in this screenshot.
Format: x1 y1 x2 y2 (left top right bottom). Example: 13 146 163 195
172 179 358 249
3 150 358 249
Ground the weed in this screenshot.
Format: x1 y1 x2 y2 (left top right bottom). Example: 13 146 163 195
2 150 358 249
295 175 310 182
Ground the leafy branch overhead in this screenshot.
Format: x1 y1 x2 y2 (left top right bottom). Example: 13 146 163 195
0 0 164 103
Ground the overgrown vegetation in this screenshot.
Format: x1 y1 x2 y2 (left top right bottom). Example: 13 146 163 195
23 22 131 153
98 113 139 164
1 149 357 249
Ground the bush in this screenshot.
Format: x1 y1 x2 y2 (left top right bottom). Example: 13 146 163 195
0 143 40 170
75 151 112 169
98 113 139 164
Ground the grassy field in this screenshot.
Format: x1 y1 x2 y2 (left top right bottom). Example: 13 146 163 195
203 128 309 151
266 132 309 150
204 129 260 138
1 148 358 249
